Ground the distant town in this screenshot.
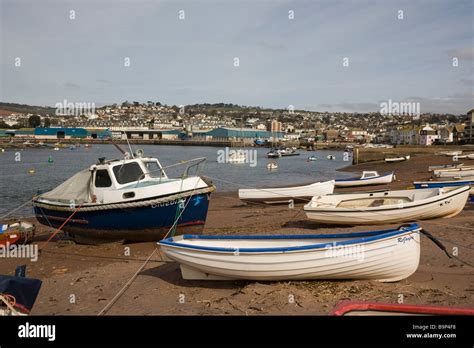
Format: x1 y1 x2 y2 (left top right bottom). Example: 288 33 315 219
0 101 473 146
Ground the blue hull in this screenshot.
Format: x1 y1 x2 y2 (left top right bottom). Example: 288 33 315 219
33 193 211 244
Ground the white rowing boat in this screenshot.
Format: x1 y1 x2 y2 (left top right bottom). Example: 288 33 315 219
433 166 474 178
303 186 470 225
438 151 462 157
428 163 464 171
335 171 394 187
385 155 410 163
238 180 335 204
158 223 421 282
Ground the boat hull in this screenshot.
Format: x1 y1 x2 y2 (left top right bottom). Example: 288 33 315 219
238 180 335 204
304 187 470 225
33 192 212 244
159 224 421 282
335 173 394 187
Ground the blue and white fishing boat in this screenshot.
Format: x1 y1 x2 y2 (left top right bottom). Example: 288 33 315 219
32 151 215 244
335 171 394 187
159 223 422 282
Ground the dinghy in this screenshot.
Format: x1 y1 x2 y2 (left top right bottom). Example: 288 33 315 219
414 177 474 194
32 151 215 244
433 166 474 178
0 267 42 316
266 149 281 158
158 223 422 282
267 162 278 170
330 301 474 316
303 186 470 225
467 154 474 160
335 171 394 187
385 155 410 163
0 221 35 247
438 151 462 157
428 163 464 171
307 156 317 161
238 180 335 204
327 155 336 160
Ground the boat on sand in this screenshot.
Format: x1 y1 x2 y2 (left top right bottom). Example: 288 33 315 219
335 171 394 187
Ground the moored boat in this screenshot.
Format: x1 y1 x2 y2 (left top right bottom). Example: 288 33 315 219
433 166 474 178
307 156 317 161
266 149 281 158
158 223 422 282
428 163 464 171
0 221 35 247
385 155 410 163
327 155 336 160
414 177 474 194
0 267 42 316
304 186 470 225
238 180 335 204
266 162 278 170
335 171 394 187
32 152 215 244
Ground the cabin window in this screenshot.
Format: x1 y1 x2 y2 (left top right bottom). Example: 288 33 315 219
113 162 144 184
145 161 163 178
95 170 112 187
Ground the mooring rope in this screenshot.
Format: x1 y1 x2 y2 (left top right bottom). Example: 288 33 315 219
97 171 204 316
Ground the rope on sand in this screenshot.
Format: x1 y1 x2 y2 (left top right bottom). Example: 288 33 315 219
97 177 202 316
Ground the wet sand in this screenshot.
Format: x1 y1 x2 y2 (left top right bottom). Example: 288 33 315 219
1 153 473 315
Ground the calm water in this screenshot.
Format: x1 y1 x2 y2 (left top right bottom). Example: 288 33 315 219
0 145 353 216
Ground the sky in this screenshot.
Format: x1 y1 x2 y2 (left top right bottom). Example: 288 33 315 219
0 0 473 114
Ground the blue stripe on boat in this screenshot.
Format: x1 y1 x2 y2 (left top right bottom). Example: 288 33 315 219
335 172 393 182
159 223 421 253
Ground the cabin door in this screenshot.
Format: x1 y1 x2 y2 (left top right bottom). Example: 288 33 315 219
92 169 113 203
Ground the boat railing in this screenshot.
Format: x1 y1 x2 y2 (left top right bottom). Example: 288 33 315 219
135 157 207 187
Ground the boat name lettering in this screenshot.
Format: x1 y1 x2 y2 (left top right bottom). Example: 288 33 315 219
152 198 186 209
397 236 414 244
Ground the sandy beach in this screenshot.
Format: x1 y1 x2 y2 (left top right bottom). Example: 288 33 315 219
1 153 473 315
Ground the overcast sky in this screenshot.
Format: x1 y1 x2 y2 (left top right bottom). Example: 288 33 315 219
0 0 473 113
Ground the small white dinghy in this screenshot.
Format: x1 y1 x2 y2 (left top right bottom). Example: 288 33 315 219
433 166 474 178
267 162 278 170
303 186 470 225
158 223 422 282
385 155 410 163
238 180 335 204
335 171 394 187
428 163 464 171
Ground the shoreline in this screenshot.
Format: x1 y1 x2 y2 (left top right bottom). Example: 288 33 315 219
0 153 472 315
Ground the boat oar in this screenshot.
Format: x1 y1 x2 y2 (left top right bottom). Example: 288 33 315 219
419 228 452 259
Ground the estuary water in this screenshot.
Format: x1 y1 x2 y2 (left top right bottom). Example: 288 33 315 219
0 144 353 216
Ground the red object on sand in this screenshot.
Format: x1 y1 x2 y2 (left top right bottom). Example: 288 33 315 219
330 300 474 316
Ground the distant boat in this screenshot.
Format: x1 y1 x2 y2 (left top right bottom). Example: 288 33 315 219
385 155 410 163
267 149 281 158
304 186 470 225
69 145 76 150
414 177 474 194
266 162 278 170
467 154 474 160
227 150 246 164
438 151 462 157
254 139 265 146
158 223 422 282
335 171 394 187
53 147 59 151
84 144 92 148
428 163 464 171
279 147 299 157
433 166 474 178
327 155 336 160
238 180 335 204
307 156 317 161
330 301 474 316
